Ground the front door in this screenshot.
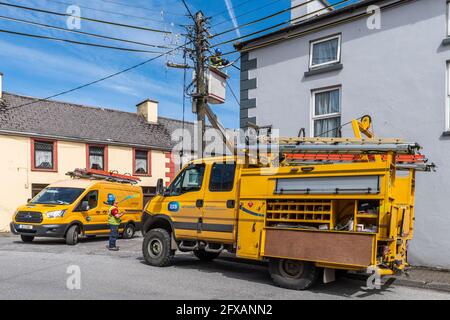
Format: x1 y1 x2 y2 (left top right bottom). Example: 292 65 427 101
201 162 238 243
163 163 206 240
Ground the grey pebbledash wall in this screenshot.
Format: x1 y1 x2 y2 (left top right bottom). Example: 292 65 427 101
240 0 450 268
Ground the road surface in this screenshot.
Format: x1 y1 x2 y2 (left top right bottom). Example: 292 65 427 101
0 234 449 300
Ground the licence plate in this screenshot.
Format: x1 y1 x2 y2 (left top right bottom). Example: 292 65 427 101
18 225 33 230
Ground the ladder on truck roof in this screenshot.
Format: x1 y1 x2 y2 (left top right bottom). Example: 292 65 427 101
66 168 141 185
249 116 435 172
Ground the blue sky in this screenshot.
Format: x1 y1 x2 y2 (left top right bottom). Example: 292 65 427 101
0 0 355 128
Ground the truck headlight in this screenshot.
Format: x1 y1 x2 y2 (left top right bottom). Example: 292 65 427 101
46 210 66 218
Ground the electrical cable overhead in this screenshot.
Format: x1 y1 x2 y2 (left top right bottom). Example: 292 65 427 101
0 15 172 49
0 1 172 34
211 0 350 47
211 0 317 39
6 42 191 111
101 0 185 16
45 0 176 26
212 0 283 28
0 27 167 53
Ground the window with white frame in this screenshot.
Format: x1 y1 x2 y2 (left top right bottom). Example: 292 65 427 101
312 88 341 137
446 62 450 131
447 2 450 36
310 35 341 68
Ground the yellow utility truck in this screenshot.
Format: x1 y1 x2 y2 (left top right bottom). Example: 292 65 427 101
11 169 143 245
141 117 433 290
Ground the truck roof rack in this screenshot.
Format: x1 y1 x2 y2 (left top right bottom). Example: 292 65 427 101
66 168 141 185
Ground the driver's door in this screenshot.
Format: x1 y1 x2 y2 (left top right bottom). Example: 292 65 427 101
75 190 105 235
163 163 206 240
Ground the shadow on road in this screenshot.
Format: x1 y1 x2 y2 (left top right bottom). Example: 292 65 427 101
138 253 396 298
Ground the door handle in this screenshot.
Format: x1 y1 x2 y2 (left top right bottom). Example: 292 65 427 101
226 200 236 209
196 199 204 208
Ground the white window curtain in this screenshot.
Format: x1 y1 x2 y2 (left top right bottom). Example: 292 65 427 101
89 147 104 170
35 142 53 169
135 150 148 174
313 89 341 138
312 37 339 66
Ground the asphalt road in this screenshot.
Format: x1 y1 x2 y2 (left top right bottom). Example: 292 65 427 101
0 233 449 300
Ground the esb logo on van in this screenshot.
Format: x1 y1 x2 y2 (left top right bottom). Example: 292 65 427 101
168 202 180 212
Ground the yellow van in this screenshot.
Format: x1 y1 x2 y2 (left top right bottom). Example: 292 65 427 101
10 179 143 245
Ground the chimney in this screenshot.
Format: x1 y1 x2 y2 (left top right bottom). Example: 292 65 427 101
291 0 333 24
0 72 3 100
136 98 158 124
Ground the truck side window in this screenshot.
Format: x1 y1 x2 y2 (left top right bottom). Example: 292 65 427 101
209 163 236 192
169 164 205 196
76 190 98 211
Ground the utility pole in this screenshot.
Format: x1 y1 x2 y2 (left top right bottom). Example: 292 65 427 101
192 11 209 158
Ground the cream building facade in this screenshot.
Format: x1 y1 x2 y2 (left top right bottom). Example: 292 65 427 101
0 74 186 232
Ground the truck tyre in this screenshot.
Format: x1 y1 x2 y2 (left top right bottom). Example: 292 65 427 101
20 235 34 243
193 249 220 261
65 225 80 246
142 228 174 267
269 259 319 290
122 224 135 239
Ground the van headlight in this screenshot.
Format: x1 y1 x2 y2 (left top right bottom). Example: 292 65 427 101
46 210 66 218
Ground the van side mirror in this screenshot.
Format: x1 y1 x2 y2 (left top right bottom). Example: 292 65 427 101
156 178 165 196
80 201 89 212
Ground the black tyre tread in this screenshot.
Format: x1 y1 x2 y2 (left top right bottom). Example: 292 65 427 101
20 235 34 243
193 249 220 261
122 224 135 239
142 228 173 267
65 225 79 246
269 259 319 290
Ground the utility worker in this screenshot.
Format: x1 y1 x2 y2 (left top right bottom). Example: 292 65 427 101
106 193 124 251
209 48 229 68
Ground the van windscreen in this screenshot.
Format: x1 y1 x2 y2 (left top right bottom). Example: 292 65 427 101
31 188 85 205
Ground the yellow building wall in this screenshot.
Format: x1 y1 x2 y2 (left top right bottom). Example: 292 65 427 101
0 134 170 232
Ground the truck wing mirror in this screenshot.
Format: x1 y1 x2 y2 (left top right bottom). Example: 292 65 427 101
80 201 89 212
156 178 165 196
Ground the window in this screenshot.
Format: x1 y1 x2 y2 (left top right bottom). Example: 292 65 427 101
209 163 236 192
447 2 450 36
312 88 341 137
87 145 107 171
31 187 85 205
76 190 98 211
169 164 205 196
310 35 341 68
133 149 151 176
447 62 450 131
31 139 57 171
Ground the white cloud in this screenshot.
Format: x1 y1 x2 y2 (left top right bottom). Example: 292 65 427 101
223 0 241 38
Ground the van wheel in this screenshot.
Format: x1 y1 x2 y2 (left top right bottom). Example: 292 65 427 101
20 235 34 243
65 225 80 246
122 224 135 239
194 249 220 261
269 259 319 290
142 228 174 267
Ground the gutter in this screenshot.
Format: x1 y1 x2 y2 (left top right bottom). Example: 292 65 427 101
235 0 412 52
0 129 173 152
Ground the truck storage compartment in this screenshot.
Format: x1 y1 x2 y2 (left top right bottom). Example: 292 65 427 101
263 228 375 267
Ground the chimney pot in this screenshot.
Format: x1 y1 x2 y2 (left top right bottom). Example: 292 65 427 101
136 98 158 124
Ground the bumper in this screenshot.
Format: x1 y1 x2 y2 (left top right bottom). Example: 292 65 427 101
10 222 68 238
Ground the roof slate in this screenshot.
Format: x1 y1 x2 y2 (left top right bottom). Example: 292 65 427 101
0 92 193 150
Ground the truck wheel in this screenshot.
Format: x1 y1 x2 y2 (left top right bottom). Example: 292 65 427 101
122 224 135 239
269 259 319 290
20 235 34 243
65 225 80 246
142 228 174 267
193 249 220 261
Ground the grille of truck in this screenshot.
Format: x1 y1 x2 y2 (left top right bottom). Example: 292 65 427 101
15 211 43 223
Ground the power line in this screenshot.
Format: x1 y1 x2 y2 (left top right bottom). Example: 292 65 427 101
0 1 172 34
180 0 195 21
226 79 240 108
100 0 185 17
212 0 316 39
211 0 350 48
6 42 190 111
0 27 167 53
213 0 283 28
0 15 172 49
209 0 257 19
45 0 177 26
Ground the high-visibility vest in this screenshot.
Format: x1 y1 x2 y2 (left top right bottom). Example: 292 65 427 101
108 205 121 226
